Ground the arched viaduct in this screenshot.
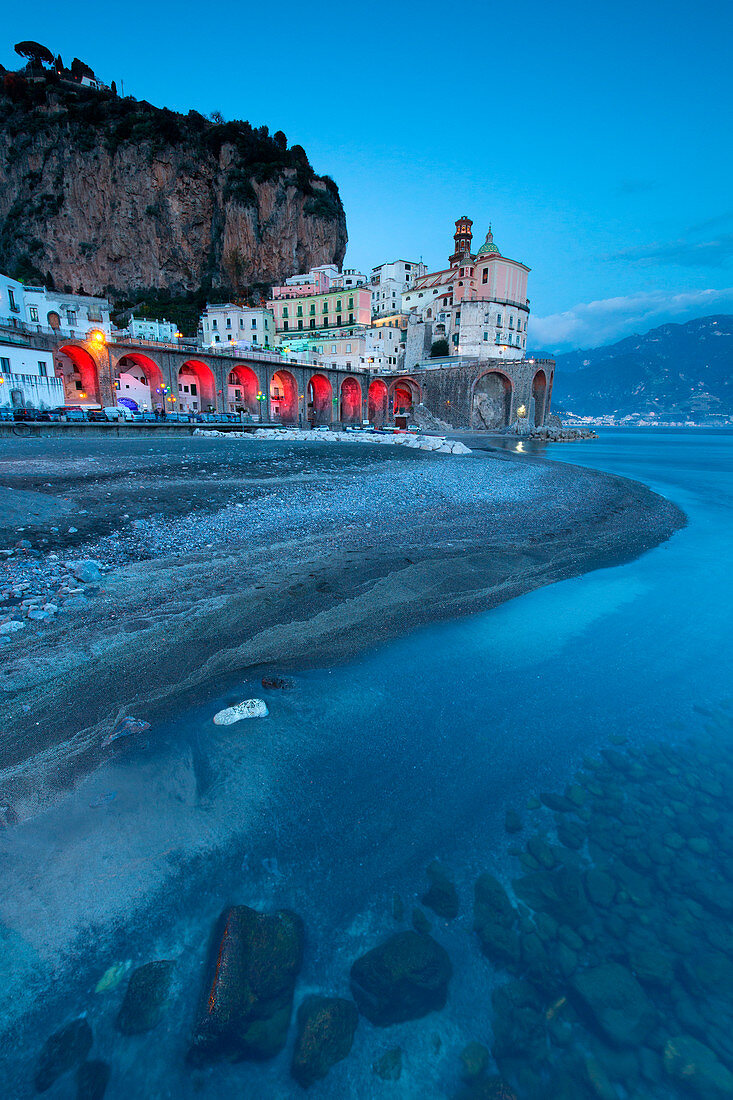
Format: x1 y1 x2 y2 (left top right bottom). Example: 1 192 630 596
50 338 422 428
49 336 554 432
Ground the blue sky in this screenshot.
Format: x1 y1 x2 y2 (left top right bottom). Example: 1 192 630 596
3 0 732 351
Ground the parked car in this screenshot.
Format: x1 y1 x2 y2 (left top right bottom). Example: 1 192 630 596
103 406 134 422
13 408 50 421
0 407 15 422
49 406 89 422
87 409 108 422
131 410 156 422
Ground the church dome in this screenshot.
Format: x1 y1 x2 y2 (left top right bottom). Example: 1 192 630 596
477 226 500 257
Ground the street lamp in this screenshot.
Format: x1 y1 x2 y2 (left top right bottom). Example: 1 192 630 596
256 390 266 423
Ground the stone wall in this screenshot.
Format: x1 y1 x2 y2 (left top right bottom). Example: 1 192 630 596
411 357 555 432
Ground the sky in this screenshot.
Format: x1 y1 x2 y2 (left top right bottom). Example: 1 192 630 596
3 0 732 352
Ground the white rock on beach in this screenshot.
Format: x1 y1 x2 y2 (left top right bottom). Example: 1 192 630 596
193 427 471 454
213 698 269 725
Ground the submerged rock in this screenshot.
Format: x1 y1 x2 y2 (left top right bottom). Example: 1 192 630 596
663 1035 733 1096
35 1018 93 1093
76 1060 110 1100
116 960 174 1034
473 874 519 966
460 1041 490 1080
571 963 655 1046
290 996 358 1088
372 1046 402 1081
350 930 451 1025
213 699 268 724
189 905 304 1062
421 861 459 919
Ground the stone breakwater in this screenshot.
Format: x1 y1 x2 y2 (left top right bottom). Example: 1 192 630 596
192 428 473 455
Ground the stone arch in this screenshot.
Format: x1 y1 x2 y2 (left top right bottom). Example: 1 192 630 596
389 376 421 420
115 352 165 412
472 370 513 430
57 344 101 405
532 369 548 427
368 378 388 428
227 364 260 414
270 369 298 423
179 360 217 412
308 373 333 426
340 376 362 424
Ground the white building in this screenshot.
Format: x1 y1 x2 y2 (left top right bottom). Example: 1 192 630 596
200 304 275 349
122 316 179 342
370 259 427 317
308 319 404 372
24 286 111 338
0 342 63 410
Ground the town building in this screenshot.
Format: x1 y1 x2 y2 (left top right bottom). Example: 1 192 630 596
23 286 112 339
0 340 62 411
402 218 529 361
200 304 275 349
370 259 427 317
271 285 372 337
117 316 180 342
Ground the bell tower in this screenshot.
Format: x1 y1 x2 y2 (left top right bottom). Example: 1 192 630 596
449 216 473 267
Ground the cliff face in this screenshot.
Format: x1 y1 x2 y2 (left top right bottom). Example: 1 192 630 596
0 74 347 296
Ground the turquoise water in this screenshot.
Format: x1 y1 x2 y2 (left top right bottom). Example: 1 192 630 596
6 430 733 1098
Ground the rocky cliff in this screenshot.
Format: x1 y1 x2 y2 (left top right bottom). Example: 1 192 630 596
0 72 347 297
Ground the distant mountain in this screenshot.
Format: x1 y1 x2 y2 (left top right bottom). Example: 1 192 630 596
551 315 733 419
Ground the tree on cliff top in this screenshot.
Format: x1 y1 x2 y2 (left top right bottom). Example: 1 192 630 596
70 57 95 81
14 41 54 68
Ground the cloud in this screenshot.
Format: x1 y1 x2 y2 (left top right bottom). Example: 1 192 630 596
611 233 733 268
529 287 733 353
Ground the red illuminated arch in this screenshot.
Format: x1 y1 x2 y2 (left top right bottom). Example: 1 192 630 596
57 344 101 405
368 378 388 427
179 360 217 412
532 369 547 427
389 376 421 418
228 364 260 413
116 353 165 409
308 373 333 426
340 376 362 424
270 369 298 423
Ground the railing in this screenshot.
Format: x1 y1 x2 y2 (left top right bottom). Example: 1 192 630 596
0 372 63 388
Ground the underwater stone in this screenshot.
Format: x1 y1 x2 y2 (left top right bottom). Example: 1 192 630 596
584 868 617 909
290 996 358 1088
540 792 575 813
421 861 459 919
504 810 523 834
76 1060 110 1100
116 960 174 1035
350 930 451 1026
473 874 520 967
189 905 304 1062
35 1018 93 1093
460 1041 490 1080
411 907 431 935
373 1047 402 1081
664 1035 733 1096
571 963 655 1047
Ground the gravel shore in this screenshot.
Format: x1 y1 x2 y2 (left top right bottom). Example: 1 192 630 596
0 435 683 817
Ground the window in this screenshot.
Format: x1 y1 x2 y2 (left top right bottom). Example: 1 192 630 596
283 307 289 318
310 319 315 329
348 297 353 308
75 380 82 390
349 313 354 322
496 314 502 326
214 334 220 343
297 306 303 317
482 269 488 284
29 306 39 322
495 333 501 344
190 384 197 395
239 318 244 328
336 315 342 325
298 320 303 329
66 309 77 326
346 344 351 352
0 357 9 372
8 289 18 313
226 317 232 328
212 319 218 329
483 332 488 341
331 345 337 353
252 318 257 327
283 320 289 331
265 320 269 329
337 300 342 311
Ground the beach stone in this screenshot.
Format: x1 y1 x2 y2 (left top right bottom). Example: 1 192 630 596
373 1046 402 1081
349 930 451 1025
473 874 520 966
504 810 523 834
540 792 575 813
76 1060 110 1100
35 1018 93 1092
527 835 556 869
557 819 585 849
491 980 546 1063
290 996 358 1088
67 560 102 584
0 619 24 634
189 905 304 1062
421 861 459 919
213 698 268 724
571 963 655 1046
116 960 174 1034
628 946 674 989
664 1035 733 1096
